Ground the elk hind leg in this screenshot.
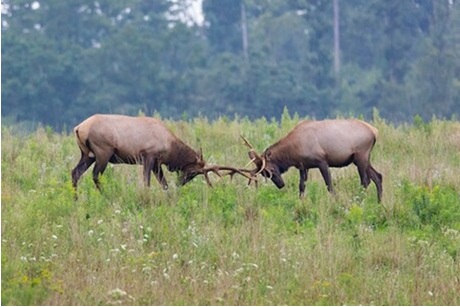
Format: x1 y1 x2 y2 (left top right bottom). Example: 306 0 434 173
368 165 383 202
72 151 95 191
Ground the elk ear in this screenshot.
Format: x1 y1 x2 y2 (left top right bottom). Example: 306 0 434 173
197 147 203 161
265 150 272 160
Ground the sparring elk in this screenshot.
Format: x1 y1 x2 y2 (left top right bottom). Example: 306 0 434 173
240 119 383 202
71 114 253 196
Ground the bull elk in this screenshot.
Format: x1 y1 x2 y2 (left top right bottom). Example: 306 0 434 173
240 119 383 202
71 114 252 196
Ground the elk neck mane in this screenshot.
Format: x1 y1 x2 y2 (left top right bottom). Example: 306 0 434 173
166 140 198 171
266 137 300 172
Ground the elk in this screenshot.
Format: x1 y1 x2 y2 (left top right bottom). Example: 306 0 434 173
240 119 383 202
71 114 253 196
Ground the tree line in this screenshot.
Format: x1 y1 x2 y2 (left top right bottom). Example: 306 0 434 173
2 0 460 129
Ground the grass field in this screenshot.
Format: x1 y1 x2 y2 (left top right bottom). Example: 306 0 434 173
2 111 460 305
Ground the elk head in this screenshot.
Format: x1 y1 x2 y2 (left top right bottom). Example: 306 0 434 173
241 136 285 189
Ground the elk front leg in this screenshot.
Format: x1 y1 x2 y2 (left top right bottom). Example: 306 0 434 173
318 162 334 194
153 161 168 190
143 157 155 187
299 168 308 199
92 155 110 190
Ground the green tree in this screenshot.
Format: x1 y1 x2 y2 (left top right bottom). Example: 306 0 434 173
407 0 460 119
203 0 243 55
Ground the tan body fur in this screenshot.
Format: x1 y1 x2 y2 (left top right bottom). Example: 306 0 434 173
74 115 190 166
72 115 205 194
248 119 383 201
271 119 377 167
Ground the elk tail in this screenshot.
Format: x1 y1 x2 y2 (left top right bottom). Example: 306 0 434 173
74 126 95 158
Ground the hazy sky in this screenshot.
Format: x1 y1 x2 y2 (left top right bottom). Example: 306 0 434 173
2 1 204 26
168 0 204 26
189 0 204 25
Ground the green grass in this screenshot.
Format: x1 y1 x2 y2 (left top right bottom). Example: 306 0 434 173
2 113 460 305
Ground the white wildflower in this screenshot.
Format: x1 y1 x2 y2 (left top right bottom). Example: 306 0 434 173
108 288 127 299
234 267 244 274
245 263 258 269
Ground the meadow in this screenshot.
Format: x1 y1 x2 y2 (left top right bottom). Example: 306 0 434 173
2 111 460 305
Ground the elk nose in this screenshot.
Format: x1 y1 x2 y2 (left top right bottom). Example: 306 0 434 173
273 178 285 189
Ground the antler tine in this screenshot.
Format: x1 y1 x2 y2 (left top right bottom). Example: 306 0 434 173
203 171 214 188
208 167 222 178
255 158 266 176
243 157 256 169
240 135 264 164
240 135 255 150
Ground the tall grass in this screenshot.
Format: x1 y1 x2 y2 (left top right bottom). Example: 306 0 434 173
2 113 460 305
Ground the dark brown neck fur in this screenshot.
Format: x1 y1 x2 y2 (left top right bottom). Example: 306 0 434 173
266 138 300 173
166 140 198 172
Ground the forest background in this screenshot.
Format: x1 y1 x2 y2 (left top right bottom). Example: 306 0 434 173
2 0 460 129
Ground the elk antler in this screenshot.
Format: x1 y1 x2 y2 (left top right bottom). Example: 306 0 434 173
240 135 262 160
240 135 266 176
256 158 266 176
202 165 257 182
